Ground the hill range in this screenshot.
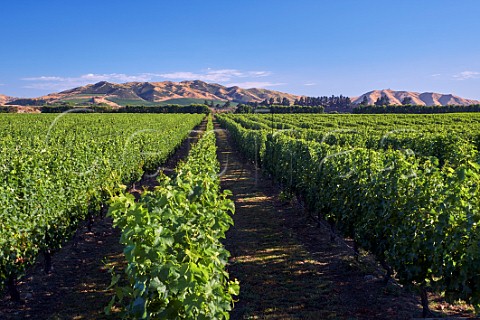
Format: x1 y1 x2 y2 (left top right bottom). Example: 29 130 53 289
0 94 15 105
351 89 480 106
6 80 301 108
2 81 479 107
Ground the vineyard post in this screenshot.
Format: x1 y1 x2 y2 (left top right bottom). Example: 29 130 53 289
6 276 21 302
270 111 274 183
254 136 258 186
420 286 433 317
271 111 274 137
43 249 52 274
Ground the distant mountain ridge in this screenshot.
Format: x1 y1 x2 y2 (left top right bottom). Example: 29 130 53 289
0 94 15 105
4 83 479 107
14 80 302 106
351 89 480 106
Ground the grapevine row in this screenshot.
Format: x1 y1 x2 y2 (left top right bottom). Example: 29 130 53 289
227 114 480 167
107 116 238 319
219 113 480 316
0 113 204 299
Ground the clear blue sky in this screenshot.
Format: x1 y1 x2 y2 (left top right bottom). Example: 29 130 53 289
1 0 479 99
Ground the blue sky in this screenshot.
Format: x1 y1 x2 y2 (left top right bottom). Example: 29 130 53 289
1 0 479 99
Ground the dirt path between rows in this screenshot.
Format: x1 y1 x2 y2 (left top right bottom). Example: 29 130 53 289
0 119 206 320
215 121 426 319
0 215 124 319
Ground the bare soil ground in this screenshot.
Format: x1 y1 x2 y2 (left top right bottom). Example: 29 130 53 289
215 120 478 320
0 217 124 320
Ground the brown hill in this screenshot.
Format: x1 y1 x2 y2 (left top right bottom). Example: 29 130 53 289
8 84 479 108
351 89 480 106
89 96 122 109
0 94 15 105
26 80 302 105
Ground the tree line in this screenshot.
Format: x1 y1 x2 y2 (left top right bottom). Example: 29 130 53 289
235 104 325 114
238 95 352 113
39 103 211 114
255 95 352 110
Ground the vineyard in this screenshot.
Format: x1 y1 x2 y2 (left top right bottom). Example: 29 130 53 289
0 113 204 302
1 112 479 319
218 113 480 317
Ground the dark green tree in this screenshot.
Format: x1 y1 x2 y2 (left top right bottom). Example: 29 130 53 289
401 97 413 105
281 97 291 106
361 95 369 105
375 95 390 106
